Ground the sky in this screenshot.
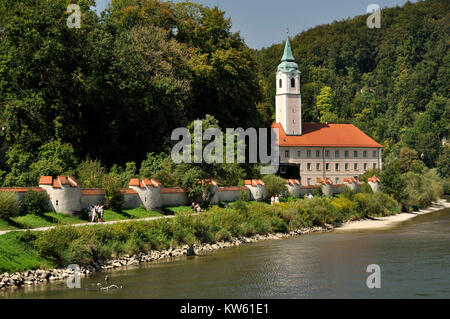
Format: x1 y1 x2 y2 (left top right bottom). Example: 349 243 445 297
92 0 417 49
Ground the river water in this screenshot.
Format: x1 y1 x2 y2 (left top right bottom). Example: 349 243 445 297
2 208 450 299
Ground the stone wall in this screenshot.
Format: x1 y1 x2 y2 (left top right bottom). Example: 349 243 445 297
0 175 381 216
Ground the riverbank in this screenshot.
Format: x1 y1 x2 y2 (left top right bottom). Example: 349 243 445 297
0 196 445 290
0 225 331 289
335 199 450 231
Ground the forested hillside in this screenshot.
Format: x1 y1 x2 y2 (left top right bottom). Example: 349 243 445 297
0 0 449 188
0 0 263 186
255 0 449 168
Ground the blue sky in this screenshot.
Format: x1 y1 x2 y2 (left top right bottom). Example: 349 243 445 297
92 0 417 49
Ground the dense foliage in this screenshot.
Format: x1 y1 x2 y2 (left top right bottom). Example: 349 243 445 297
0 191 19 220
0 0 264 187
22 190 50 216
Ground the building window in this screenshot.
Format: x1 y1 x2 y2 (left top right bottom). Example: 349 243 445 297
364 163 368 170
373 163 377 169
345 150 349 158
316 163 320 171
316 150 320 158
354 150 358 158
345 163 349 170
326 163 330 171
291 78 295 88
307 163 311 171
307 178 311 185
354 163 358 170
363 150 367 158
335 163 339 171
280 166 286 174
335 150 340 158
56 200 59 206
307 150 311 158
325 150 330 157
373 150 377 158
335 178 339 184
279 79 282 88
285 150 289 158
297 150 301 157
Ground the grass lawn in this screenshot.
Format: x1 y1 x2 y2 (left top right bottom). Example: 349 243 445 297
0 212 88 231
102 207 164 222
162 205 193 215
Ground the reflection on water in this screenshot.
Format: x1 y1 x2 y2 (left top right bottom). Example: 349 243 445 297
2 208 450 299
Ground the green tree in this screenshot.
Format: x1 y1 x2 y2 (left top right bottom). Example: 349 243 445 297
437 144 450 178
262 175 287 198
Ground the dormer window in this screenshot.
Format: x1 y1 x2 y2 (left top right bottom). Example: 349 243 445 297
291 78 295 88
279 79 282 88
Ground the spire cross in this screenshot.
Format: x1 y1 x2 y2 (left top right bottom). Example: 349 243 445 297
286 27 289 35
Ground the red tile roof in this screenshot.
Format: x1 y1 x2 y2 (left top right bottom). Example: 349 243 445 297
245 179 265 187
67 176 79 187
81 189 105 195
316 178 333 185
129 179 140 187
272 122 383 148
285 179 300 186
198 179 219 186
129 179 161 188
344 177 358 184
0 187 45 193
52 178 61 188
120 188 138 195
58 176 70 185
368 176 380 183
161 187 185 194
218 186 248 192
38 176 53 185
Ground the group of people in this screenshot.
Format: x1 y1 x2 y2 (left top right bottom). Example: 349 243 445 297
87 204 104 223
304 193 314 199
191 202 202 213
270 195 280 205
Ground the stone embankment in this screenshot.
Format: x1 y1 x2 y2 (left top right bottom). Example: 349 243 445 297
0 226 331 289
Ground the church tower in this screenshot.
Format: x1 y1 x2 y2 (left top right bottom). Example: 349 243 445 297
276 35 302 135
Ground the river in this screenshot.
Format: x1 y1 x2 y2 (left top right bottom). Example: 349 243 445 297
2 207 449 299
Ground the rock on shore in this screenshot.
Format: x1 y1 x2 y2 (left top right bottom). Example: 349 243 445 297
0 225 331 289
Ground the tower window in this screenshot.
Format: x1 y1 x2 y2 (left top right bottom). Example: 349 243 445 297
279 79 282 88
291 78 295 88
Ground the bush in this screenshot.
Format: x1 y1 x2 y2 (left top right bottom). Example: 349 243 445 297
103 173 124 213
22 190 50 215
262 174 287 198
361 183 374 194
0 191 20 220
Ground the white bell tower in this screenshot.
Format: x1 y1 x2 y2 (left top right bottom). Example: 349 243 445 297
275 33 302 135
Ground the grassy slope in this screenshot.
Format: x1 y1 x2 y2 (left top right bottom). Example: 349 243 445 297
0 208 166 231
0 232 55 273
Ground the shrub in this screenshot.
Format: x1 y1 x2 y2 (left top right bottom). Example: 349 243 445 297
262 174 287 198
103 173 124 213
215 228 232 242
22 190 50 215
360 183 373 194
0 191 20 220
